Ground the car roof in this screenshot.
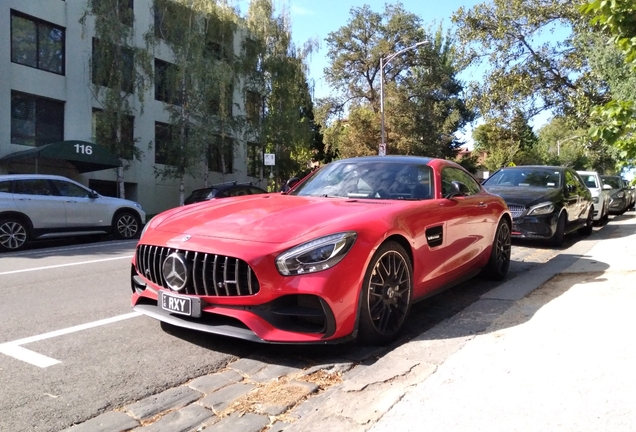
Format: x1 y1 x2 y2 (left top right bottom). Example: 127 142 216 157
497 165 565 170
336 155 435 165
0 174 72 181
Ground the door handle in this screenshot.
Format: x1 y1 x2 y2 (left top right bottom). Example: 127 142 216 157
477 202 487 207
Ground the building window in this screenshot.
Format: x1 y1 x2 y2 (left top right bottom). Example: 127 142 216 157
92 110 135 160
153 0 189 45
89 0 134 26
247 142 261 177
208 135 234 173
208 85 233 116
11 91 64 147
92 38 134 94
154 122 174 165
205 14 234 61
245 91 262 124
155 59 181 105
11 11 65 75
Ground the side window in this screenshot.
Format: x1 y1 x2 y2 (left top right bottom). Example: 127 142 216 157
14 179 53 196
0 181 12 193
565 170 578 191
441 167 481 196
249 187 264 194
51 180 90 198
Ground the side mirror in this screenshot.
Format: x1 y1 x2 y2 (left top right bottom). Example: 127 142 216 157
445 181 469 199
602 184 612 190
89 190 99 199
281 177 300 194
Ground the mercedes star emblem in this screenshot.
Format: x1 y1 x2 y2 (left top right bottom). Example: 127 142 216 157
162 252 189 292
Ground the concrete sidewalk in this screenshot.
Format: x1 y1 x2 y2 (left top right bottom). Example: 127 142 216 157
286 213 636 432
370 213 636 432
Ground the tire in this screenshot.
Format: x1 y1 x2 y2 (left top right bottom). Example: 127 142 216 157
578 206 593 236
550 212 566 247
358 241 413 345
113 211 141 239
483 219 511 281
0 218 29 251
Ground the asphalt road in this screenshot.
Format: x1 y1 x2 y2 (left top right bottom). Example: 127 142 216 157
0 229 597 432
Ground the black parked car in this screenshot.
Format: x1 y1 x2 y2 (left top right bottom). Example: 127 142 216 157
183 182 267 205
601 175 632 215
481 166 593 246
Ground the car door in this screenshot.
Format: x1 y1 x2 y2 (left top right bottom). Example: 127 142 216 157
12 179 67 229
50 179 104 227
439 167 494 277
563 170 582 227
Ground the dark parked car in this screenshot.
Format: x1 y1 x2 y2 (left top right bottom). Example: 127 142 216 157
481 166 593 246
601 175 631 215
183 182 267 205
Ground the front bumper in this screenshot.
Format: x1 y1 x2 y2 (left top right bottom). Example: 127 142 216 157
608 197 627 214
510 213 557 240
129 234 370 343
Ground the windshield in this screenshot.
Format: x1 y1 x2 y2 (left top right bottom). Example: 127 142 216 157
601 176 621 189
290 161 433 200
484 168 561 188
580 174 599 189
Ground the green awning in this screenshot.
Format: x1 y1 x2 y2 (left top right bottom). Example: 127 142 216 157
0 140 122 173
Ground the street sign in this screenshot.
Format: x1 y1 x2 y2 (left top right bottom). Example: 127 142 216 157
379 143 386 156
264 153 275 166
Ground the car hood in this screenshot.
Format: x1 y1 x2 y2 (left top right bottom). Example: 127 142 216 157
97 195 143 210
483 186 562 208
149 195 392 243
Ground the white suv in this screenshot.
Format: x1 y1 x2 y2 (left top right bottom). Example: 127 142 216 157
0 174 146 251
577 170 611 224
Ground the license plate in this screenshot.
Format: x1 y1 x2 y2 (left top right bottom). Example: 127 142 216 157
161 292 192 316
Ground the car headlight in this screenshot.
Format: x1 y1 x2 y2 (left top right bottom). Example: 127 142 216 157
276 232 357 276
527 202 555 216
613 191 625 199
592 196 599 204
134 202 143 210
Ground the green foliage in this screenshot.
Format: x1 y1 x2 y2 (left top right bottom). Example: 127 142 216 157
581 0 636 171
452 0 608 123
320 3 473 158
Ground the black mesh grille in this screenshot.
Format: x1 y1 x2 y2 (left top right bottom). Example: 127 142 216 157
507 205 525 218
136 244 260 296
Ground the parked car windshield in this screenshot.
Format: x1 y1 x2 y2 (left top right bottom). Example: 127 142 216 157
290 161 433 200
601 176 622 189
484 168 561 188
580 174 599 189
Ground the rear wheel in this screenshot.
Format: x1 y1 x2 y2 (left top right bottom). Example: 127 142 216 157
550 212 566 247
113 211 141 239
0 218 29 251
358 241 413 345
483 219 511 281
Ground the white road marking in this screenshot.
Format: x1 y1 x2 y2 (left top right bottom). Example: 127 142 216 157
0 312 141 368
0 345 60 368
0 255 133 276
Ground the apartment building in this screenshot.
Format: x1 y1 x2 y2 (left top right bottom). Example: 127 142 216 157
0 0 265 215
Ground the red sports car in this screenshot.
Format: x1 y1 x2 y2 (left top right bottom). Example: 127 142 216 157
131 156 512 344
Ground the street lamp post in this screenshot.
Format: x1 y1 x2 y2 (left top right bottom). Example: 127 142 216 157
379 40 428 156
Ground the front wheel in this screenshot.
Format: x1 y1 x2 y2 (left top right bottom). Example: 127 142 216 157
483 219 511 281
578 206 594 236
113 212 141 239
550 212 566 247
358 241 413 345
0 218 29 251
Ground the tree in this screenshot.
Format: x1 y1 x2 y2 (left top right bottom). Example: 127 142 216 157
81 0 153 199
452 0 609 124
320 3 472 157
244 0 321 188
581 0 636 171
147 0 240 204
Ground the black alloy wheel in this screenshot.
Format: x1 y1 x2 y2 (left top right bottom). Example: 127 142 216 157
550 212 566 247
114 212 140 239
359 241 413 345
484 219 511 281
0 218 29 251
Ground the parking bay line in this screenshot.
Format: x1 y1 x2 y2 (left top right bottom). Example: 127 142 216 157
0 312 141 368
0 255 133 276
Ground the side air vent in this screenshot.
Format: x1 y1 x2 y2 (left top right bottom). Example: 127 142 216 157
425 226 444 248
